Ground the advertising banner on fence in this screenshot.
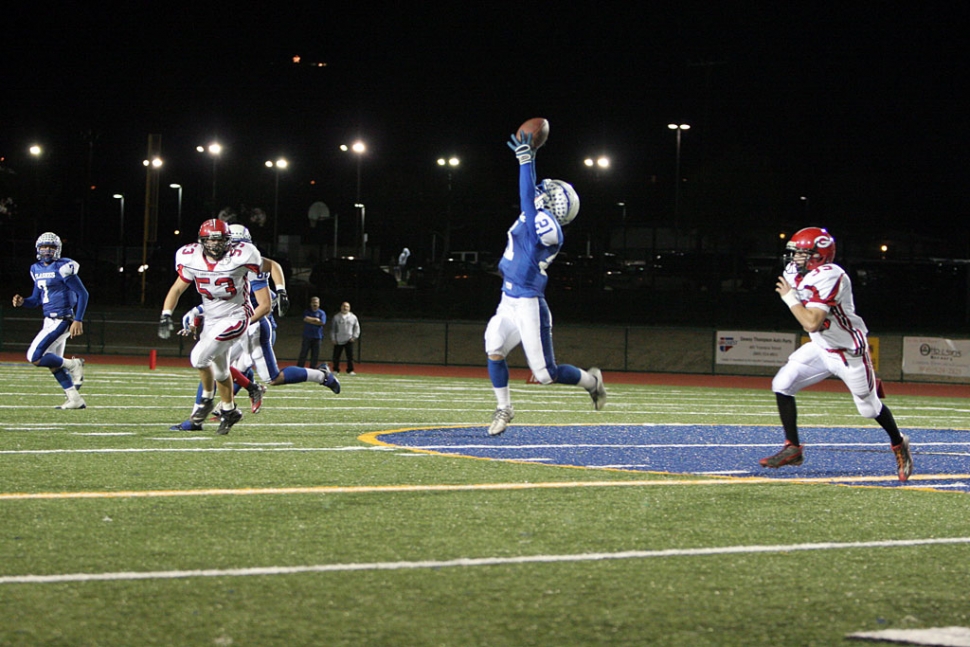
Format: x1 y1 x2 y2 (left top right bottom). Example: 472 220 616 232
902 337 970 378
716 331 797 366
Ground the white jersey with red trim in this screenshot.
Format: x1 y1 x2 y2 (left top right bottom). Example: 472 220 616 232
783 261 868 355
174 242 263 321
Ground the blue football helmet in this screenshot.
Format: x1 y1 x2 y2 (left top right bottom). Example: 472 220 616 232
35 232 62 263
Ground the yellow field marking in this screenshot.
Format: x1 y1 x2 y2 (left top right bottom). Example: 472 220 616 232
2 473 968 501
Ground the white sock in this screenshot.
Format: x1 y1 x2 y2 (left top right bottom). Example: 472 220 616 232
305 368 325 384
493 386 511 409
578 371 597 391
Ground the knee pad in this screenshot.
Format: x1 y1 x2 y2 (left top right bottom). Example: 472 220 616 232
855 392 882 419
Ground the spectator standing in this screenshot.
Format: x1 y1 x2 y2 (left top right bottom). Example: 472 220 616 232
297 296 327 368
396 247 411 285
331 301 360 374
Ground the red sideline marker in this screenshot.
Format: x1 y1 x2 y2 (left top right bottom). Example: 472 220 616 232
149 349 157 370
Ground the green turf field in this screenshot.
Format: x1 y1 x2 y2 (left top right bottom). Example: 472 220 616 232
1 361 969 646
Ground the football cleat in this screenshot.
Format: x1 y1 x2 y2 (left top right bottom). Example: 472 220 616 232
55 395 86 410
216 406 243 435
247 383 267 413
587 367 607 411
759 441 804 468
67 357 85 390
892 434 913 482
190 398 216 425
319 363 341 394
488 407 514 437
170 420 203 432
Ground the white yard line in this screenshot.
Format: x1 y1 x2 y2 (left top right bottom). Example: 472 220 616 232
3 536 969 585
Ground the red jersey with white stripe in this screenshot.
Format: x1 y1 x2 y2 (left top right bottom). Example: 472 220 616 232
174 242 262 321
783 261 869 355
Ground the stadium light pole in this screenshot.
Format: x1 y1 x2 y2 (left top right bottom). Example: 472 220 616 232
265 158 288 254
341 141 366 258
581 155 611 257
668 124 690 248
113 193 125 243
196 142 222 214
618 201 627 258
113 193 125 272
27 144 44 237
436 156 461 262
169 184 182 234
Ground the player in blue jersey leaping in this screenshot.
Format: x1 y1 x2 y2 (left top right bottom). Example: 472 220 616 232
483 130 607 436
12 232 89 409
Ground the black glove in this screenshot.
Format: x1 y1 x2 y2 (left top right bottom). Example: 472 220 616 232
276 288 290 317
158 314 175 339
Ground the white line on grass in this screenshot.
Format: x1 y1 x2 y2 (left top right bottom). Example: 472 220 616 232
3 536 969 585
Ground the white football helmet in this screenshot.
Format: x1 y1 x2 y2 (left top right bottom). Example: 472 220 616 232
535 179 580 226
35 232 62 263
228 223 253 243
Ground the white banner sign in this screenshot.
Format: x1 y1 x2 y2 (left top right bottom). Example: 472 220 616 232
902 337 970 378
715 331 796 366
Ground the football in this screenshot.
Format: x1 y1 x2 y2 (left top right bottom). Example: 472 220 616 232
517 118 550 149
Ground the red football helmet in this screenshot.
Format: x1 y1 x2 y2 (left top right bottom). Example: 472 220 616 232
785 227 836 274
198 219 232 259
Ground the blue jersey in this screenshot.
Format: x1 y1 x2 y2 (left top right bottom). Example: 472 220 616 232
497 161 563 298
23 257 89 321
249 267 277 329
302 308 327 340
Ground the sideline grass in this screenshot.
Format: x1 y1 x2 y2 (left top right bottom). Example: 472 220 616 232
1 362 969 646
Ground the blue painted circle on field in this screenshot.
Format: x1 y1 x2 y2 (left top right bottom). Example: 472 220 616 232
374 425 970 492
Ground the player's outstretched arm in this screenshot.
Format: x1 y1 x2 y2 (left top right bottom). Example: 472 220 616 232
507 132 538 217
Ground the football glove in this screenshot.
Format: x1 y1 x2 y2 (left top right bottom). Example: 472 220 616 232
158 314 175 339
507 132 534 165
276 288 290 317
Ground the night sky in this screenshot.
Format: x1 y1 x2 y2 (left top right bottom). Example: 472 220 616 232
2 4 967 263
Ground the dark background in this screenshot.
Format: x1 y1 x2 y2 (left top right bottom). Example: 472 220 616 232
1 4 967 331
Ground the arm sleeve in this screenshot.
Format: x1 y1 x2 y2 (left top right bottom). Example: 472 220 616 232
21 283 43 309
65 274 90 321
518 161 538 221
